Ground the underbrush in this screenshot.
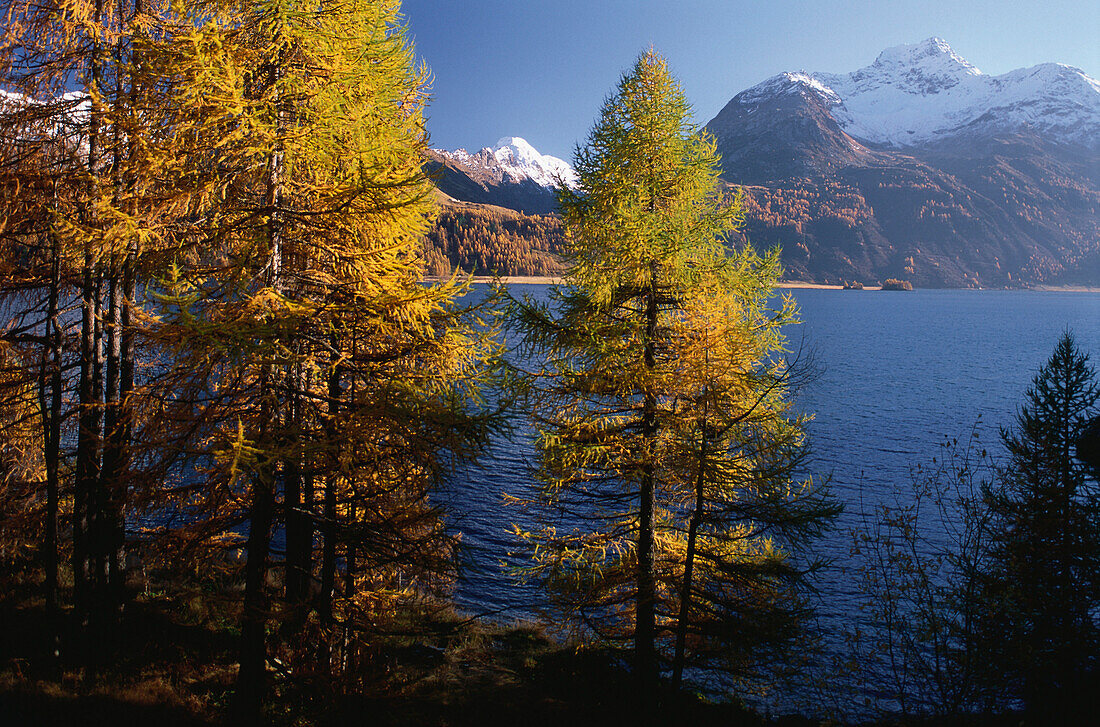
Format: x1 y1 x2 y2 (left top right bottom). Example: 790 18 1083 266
0 568 773 726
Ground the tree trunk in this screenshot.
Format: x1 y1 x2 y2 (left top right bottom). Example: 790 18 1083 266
319 354 341 626
235 435 276 724
636 260 659 696
343 510 357 675
74 0 106 624
75 263 102 621
90 267 108 632
97 0 140 623
285 361 313 627
318 472 337 621
672 385 707 692
38 226 63 676
99 266 123 633
235 33 286 720
283 432 309 621
114 240 136 610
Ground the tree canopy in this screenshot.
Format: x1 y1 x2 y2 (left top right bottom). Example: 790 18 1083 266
982 331 1100 717
512 50 837 701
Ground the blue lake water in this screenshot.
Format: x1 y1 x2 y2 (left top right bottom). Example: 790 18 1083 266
441 288 1100 629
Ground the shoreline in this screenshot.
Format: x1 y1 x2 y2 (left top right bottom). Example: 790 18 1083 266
427 275 1100 293
776 281 851 290
1028 284 1100 293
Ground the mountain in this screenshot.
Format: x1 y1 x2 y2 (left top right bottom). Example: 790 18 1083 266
706 38 1100 288
820 38 1099 149
425 43 1098 287
425 137 576 215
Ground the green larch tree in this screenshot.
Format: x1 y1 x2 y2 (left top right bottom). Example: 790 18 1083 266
512 51 836 702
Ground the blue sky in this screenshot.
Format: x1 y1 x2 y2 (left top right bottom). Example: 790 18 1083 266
401 0 1100 160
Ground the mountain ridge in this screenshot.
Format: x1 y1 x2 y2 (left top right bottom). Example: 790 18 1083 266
425 137 575 215
425 40 1099 287
710 38 1100 287
724 37 1100 151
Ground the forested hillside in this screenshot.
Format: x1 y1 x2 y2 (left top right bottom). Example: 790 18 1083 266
423 201 566 276
719 145 1100 288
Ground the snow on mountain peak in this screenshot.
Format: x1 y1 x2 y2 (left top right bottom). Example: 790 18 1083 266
493 136 539 161
435 136 577 190
784 72 841 99
737 72 841 105
490 136 577 188
872 37 982 77
728 38 1100 149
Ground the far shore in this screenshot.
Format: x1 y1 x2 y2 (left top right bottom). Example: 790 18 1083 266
1028 284 1100 293
436 277 884 290
776 281 868 290
426 275 1100 293
469 275 563 285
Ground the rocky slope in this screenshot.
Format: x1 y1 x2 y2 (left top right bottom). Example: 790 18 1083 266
707 38 1100 287
425 137 575 216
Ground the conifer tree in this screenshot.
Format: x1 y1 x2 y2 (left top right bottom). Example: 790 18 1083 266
141 0 501 718
982 331 1100 716
0 84 67 623
513 51 835 700
0 1 170 664
663 278 836 693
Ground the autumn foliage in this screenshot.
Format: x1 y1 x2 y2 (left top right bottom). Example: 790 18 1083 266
423 203 566 277
0 0 501 721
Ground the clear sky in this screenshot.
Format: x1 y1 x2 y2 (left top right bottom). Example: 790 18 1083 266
401 0 1100 161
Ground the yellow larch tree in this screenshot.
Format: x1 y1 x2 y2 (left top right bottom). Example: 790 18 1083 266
139 0 502 718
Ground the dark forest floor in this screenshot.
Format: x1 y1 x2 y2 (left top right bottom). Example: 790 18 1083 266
0 572 1027 727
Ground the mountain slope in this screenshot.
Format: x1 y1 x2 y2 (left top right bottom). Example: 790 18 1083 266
422 199 566 278
425 137 574 215
707 38 1100 287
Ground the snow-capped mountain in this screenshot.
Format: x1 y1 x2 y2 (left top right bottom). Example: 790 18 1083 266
424 42 1099 287
726 37 1100 150
705 38 1100 288
433 137 576 189
490 136 577 189
425 137 576 215
0 89 92 145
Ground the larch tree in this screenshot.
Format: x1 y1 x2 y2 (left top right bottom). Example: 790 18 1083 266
0 0 171 668
663 275 837 694
141 0 501 719
0 82 69 624
512 51 836 701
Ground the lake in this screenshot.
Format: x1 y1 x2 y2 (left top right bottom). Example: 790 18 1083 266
440 286 1100 641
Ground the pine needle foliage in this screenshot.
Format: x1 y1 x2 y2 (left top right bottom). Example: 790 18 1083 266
137 2 505 716
981 331 1100 717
